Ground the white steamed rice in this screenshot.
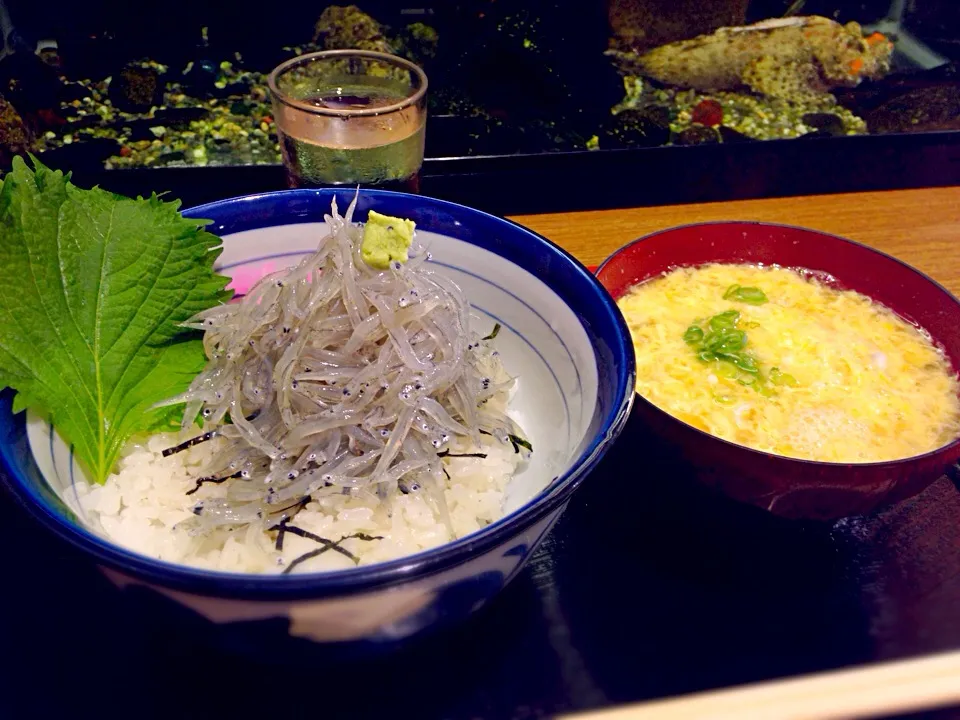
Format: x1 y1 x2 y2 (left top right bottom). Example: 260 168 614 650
65 432 521 574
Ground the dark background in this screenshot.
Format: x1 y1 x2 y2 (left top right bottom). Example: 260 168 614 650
6 0 960 213
8 0 959 67
5 0 960 155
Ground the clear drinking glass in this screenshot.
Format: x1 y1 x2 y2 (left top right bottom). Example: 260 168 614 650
268 50 428 191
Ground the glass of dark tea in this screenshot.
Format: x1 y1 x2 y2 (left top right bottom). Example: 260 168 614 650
267 50 428 191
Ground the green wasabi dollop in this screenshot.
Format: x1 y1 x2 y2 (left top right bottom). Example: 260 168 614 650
361 210 416 270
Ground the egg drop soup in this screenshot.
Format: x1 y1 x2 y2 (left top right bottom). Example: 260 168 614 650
618 263 960 463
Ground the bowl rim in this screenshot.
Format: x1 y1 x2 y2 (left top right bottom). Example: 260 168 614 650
596 219 960 472
0 188 636 600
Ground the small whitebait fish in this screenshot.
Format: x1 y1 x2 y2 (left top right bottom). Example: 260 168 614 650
157 193 531 549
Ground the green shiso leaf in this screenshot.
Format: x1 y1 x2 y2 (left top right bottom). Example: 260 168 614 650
0 156 232 484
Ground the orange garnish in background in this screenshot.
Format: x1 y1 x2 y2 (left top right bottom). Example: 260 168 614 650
848 57 864 75
866 32 886 44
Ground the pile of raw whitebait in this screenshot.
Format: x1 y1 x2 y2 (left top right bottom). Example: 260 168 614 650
158 194 530 539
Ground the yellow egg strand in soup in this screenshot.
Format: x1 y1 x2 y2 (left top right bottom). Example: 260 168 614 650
617 263 960 463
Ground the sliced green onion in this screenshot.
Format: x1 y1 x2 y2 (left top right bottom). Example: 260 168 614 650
508 434 533 453
482 323 501 341
683 325 704 346
705 329 747 354
715 360 739 378
769 367 799 387
684 308 785 399
723 285 768 305
729 354 759 373
709 310 740 332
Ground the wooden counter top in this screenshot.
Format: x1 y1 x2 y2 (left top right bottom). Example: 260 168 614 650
509 187 960 295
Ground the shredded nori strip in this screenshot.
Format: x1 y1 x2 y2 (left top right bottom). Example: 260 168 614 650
185 470 242 495
273 524 354 561
161 410 262 457
271 517 293 551
474 429 531 454
479 429 493 436
437 450 488 459
442 466 451 481
280 530 384 574
268 494 312 518
482 323 501 341
282 547 337 574
508 434 533 454
269 508 319 551
163 429 219 458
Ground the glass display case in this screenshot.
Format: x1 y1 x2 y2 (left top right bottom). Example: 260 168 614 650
1 0 958 211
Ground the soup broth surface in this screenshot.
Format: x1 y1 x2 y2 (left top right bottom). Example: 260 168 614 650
618 263 960 462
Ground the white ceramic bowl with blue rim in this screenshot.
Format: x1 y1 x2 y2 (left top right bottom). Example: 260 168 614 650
0 188 635 655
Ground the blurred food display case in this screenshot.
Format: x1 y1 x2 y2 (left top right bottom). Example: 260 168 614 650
1 0 958 212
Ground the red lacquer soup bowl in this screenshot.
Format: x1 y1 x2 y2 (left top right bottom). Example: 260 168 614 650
596 222 960 520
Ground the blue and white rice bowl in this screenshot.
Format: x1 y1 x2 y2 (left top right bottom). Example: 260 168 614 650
0 189 634 651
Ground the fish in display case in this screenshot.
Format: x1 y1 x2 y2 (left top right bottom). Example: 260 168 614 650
606 14 894 142
0 0 956 172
